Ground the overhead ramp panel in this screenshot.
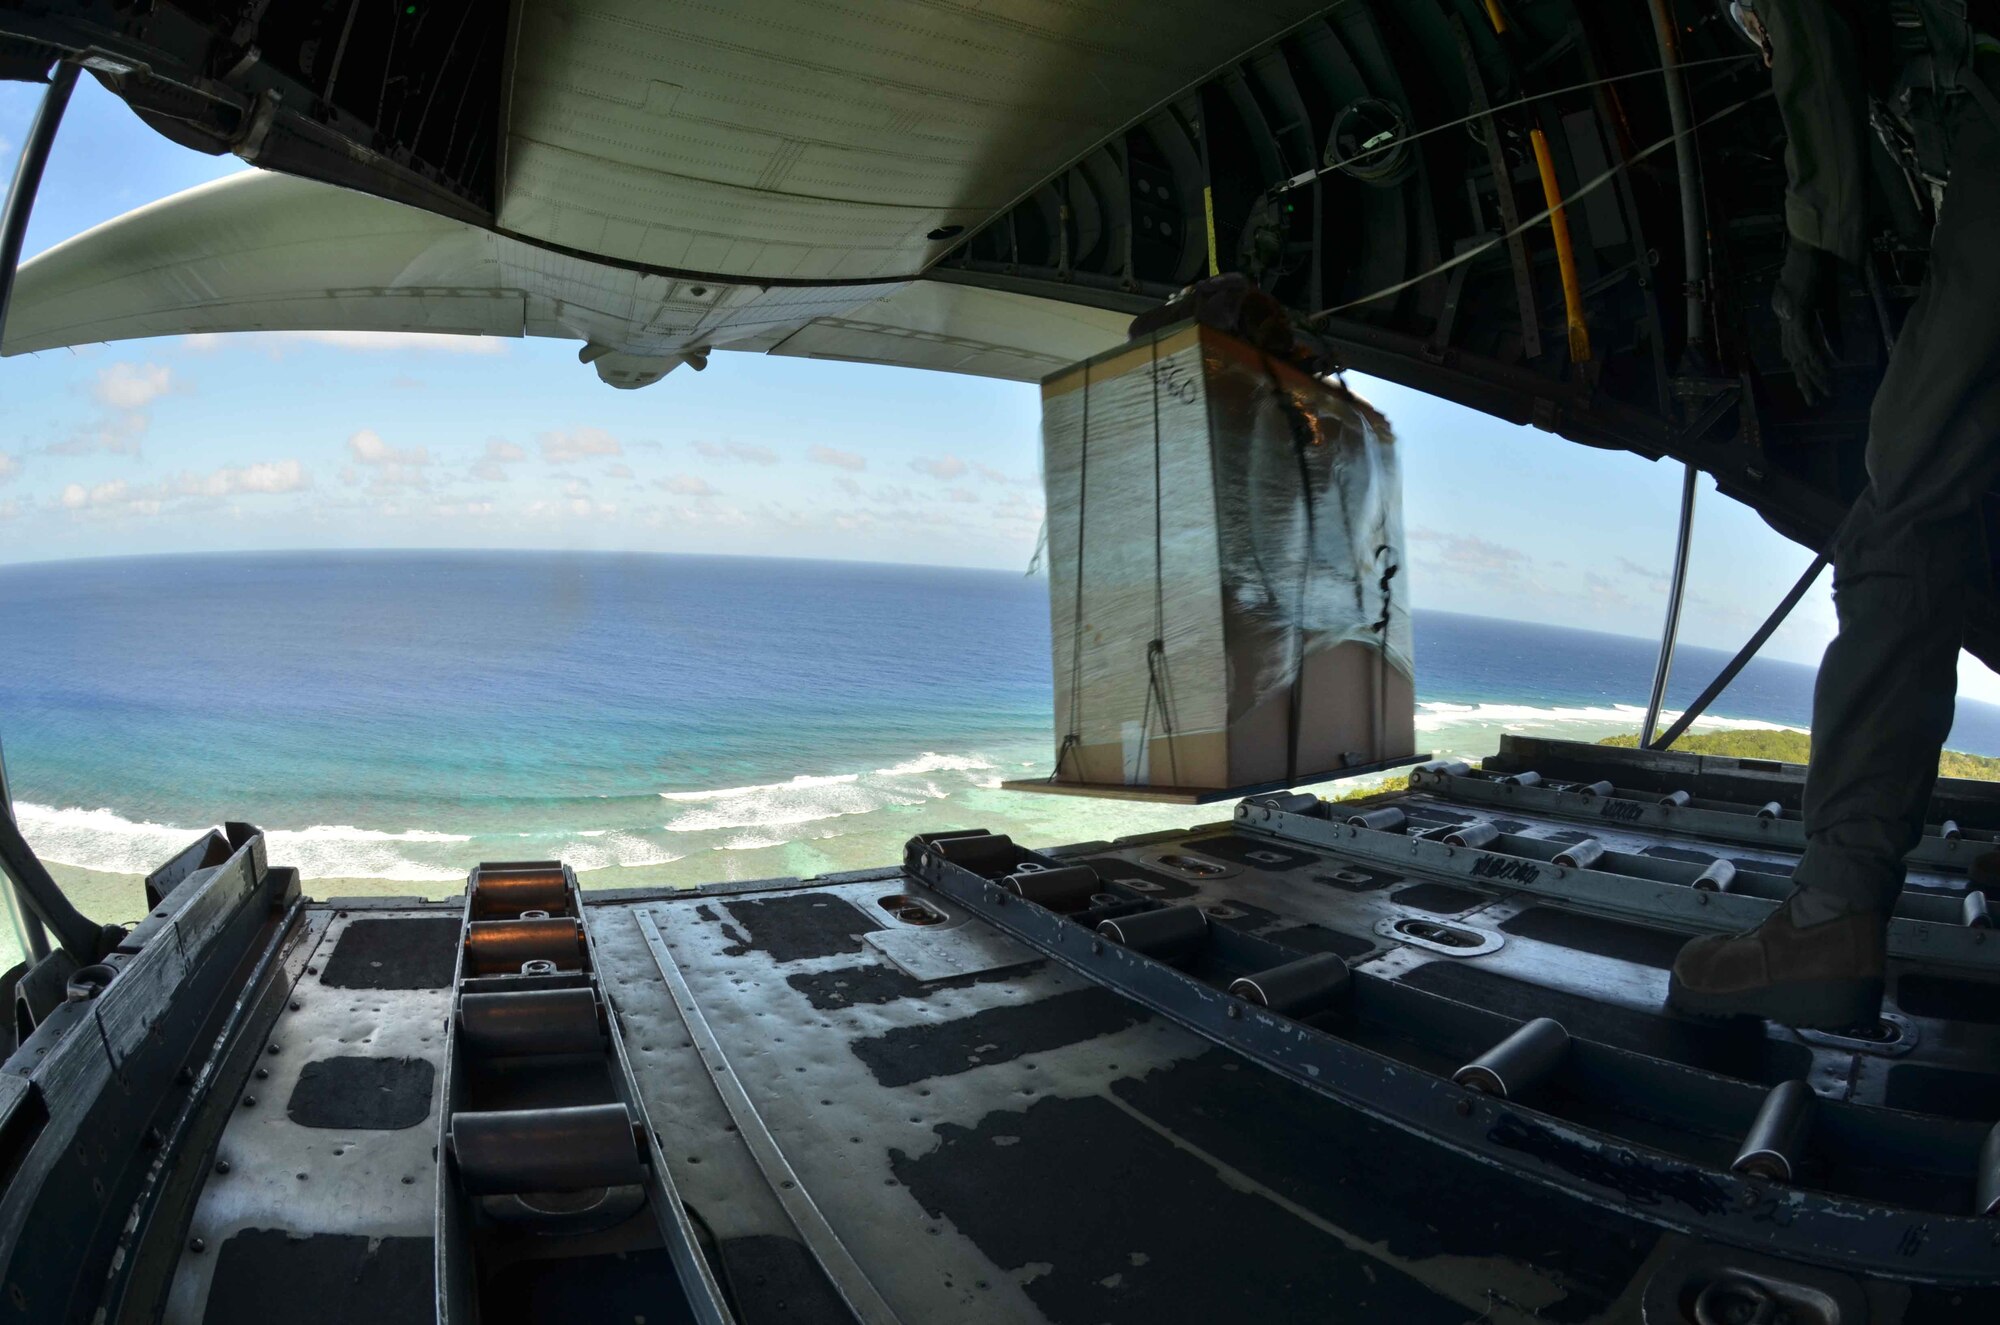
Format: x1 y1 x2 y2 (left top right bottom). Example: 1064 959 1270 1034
494 0 1337 279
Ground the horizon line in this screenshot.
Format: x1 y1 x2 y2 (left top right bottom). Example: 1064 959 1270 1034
0 544 1830 666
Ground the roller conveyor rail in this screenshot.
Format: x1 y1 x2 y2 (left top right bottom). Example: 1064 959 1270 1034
1239 791 2000 972
436 860 730 1324
903 829 2000 1290
1488 734 2000 831
1411 758 2000 872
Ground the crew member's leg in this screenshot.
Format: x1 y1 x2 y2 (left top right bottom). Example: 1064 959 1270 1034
1669 97 2000 1026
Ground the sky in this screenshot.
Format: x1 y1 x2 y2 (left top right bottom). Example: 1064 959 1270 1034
6 74 1998 704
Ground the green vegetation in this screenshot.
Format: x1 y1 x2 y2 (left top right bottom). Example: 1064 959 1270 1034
1597 729 2000 781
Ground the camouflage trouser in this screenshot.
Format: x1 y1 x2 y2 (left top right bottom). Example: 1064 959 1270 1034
1799 94 2000 910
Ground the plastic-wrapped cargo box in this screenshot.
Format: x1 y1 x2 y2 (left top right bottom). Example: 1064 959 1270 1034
1012 321 1416 800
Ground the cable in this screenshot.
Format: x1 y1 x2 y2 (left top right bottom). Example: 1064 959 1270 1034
1052 359 1092 783
1307 88 1773 323
1282 53 1761 194
1134 335 1183 786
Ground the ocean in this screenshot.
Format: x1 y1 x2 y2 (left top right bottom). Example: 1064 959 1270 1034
4 550 1999 918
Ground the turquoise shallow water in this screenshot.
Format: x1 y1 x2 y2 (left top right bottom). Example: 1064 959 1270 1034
4 550 1998 891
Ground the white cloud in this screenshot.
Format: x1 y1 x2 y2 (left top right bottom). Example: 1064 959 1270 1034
62 481 108 510
93 362 172 411
604 462 635 480
810 445 866 472
658 473 716 497
540 427 622 463
0 452 17 484
946 487 979 503
347 429 431 493
911 454 968 480
59 363 172 456
51 411 148 456
348 428 431 467
471 438 526 482
56 459 311 515
693 440 777 465
178 459 311 497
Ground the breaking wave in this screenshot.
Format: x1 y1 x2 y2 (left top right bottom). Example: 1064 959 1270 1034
13 802 472 882
660 752 997 835
1414 701 1799 763
13 802 681 882
1416 700 1800 733
11 750 1014 882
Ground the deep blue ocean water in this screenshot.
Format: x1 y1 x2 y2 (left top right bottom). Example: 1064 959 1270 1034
2 550 1995 886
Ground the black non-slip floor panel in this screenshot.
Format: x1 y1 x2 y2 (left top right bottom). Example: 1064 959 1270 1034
287 1056 436 1130
889 1091 1469 1324
1076 856 1200 899
850 987 1148 1088
720 894 881 963
481 1248 700 1325
319 917 461 990
1177 832 1323 872
1308 863 1394 892
204 1231 432 1325
1883 1063 2000 1121
1388 883 1493 916
1895 973 2000 1025
1499 906 1695 971
785 961 1029 1011
713 1235 858 1324
1262 922 1378 960
1108 1050 1655 1321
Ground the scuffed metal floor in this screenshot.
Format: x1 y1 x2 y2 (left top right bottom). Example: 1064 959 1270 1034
153 739 2000 1323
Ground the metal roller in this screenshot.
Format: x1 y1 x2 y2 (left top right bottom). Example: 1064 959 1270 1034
1965 890 1992 929
1347 806 1408 832
1260 792 1321 814
459 987 604 1057
1572 780 1614 798
1414 760 1471 777
1756 802 1784 821
1552 839 1604 870
933 832 1019 877
1692 859 1737 893
1660 790 1691 808
1732 1080 1816 1182
1452 1017 1569 1098
1228 953 1351 1017
1002 865 1100 913
1977 1121 2000 1216
451 1103 645 1195
1097 904 1208 963
470 868 571 918
1497 771 1541 787
1942 819 1964 842
1442 822 1498 849
464 917 584 975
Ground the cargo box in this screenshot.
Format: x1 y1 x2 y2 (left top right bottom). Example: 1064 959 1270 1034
1012 321 1416 800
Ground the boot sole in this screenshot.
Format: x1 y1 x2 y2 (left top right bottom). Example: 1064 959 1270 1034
1666 973 1884 1031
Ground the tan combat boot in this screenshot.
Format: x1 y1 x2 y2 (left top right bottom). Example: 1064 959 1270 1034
1666 903 1887 1029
